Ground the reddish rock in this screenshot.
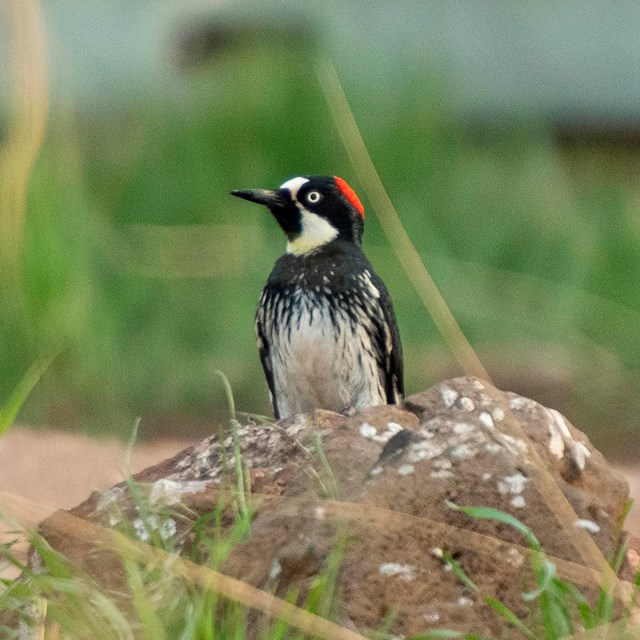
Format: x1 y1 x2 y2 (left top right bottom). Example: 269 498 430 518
29 378 634 637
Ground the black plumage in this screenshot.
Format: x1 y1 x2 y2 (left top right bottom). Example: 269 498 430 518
232 175 403 419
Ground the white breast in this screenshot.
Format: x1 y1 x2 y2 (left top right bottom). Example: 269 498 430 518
267 287 387 418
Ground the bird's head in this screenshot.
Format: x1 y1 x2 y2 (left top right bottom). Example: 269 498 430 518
232 175 365 255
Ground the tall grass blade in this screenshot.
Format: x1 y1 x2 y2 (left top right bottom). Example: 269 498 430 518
0 351 56 438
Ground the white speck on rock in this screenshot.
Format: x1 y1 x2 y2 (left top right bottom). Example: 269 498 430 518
269 558 282 580
386 422 404 435
370 466 384 476
472 379 486 390
440 385 459 408
133 516 177 543
149 479 207 506
359 423 377 439
492 407 506 422
450 444 476 459
457 596 473 607
505 547 525 567
407 440 444 463
379 563 416 581
574 519 601 534
433 458 452 470
397 464 415 476
453 422 475 436
481 472 492 481
508 395 530 410
485 442 503 454
479 412 494 429
501 434 529 456
30 550 44 574
286 416 308 436
314 506 326 520
423 611 440 623
497 472 528 495
430 547 443 558
457 396 475 411
510 496 526 508
546 408 591 471
372 424 404 443
430 470 453 479
96 486 125 512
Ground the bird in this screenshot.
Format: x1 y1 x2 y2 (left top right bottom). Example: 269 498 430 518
231 175 403 420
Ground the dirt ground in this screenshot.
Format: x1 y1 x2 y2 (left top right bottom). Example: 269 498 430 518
0 425 638 581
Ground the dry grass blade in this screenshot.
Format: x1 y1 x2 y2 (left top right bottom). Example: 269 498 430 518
0 0 49 274
317 59 623 591
40 509 369 640
317 61 488 381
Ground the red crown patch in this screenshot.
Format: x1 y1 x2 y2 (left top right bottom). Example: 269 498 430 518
334 176 364 218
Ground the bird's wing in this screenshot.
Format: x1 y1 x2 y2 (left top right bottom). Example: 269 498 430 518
370 273 404 403
255 289 280 419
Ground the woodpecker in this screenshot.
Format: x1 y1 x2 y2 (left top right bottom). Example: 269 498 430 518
231 175 403 419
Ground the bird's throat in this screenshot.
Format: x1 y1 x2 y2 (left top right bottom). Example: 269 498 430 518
286 209 339 256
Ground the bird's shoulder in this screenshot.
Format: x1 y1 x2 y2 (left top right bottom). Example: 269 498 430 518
265 240 374 292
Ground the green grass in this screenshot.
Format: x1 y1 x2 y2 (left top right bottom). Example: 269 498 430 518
2 40 640 441
3 489 638 639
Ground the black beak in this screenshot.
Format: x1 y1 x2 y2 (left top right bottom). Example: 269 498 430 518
231 188 288 208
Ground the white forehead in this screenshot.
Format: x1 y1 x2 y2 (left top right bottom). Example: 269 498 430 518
279 176 309 199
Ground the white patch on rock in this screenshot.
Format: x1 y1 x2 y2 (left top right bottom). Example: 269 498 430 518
370 466 384 476
508 395 530 410
440 385 459 408
481 472 492 481
430 547 443 558
423 611 441 623
453 422 475 435
433 458 452 470
372 421 405 443
497 472 529 496
450 444 476 459
133 516 177 543
430 470 453 479
397 464 415 476
546 408 591 471
379 563 416 581
29 550 44 575
574 519 601 534
479 412 494 429
457 396 475 411
149 479 207 506
269 558 282 580
359 423 377 439
504 547 525 567
492 407 506 422
510 496 526 508
407 440 444 463
485 442 503 454
286 415 308 436
472 379 486 391
96 486 125 512
457 596 474 607
314 506 326 520
500 434 529 456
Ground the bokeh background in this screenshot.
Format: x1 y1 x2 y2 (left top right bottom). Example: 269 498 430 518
2 1 640 460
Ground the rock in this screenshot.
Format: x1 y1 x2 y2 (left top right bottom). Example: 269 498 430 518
31 377 633 637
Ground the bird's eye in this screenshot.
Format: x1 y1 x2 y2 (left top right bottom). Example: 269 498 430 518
306 191 322 204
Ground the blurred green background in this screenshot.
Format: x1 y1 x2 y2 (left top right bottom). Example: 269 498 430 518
2 1 640 457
